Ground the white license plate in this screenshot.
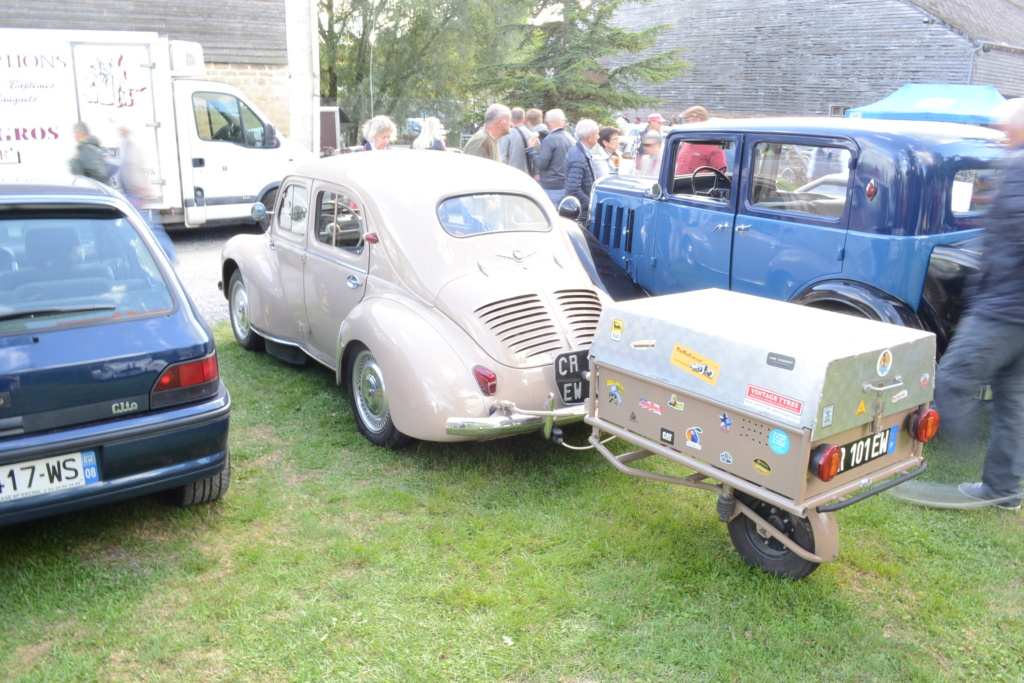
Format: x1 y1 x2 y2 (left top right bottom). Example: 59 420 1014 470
0 451 99 503
837 426 899 475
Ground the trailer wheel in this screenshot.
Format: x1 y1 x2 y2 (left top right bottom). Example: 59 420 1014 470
728 492 820 579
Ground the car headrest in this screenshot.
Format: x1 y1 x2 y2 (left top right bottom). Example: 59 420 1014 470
25 226 84 269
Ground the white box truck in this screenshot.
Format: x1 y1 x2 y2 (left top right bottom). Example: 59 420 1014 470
0 28 315 227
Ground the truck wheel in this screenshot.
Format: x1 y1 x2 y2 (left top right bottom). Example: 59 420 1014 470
228 271 264 352
169 453 230 507
727 492 820 579
345 343 413 449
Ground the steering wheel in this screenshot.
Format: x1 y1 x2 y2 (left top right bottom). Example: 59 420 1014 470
691 166 731 196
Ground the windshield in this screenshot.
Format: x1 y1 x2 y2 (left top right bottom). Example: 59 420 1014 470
0 208 175 334
437 194 550 237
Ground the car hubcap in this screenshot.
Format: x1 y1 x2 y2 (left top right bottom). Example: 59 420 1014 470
353 350 389 433
231 280 250 339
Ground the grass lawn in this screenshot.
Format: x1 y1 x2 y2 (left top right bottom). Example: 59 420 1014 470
2 324 1022 682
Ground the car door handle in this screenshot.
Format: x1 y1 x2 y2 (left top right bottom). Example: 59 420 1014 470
734 224 751 233
712 223 729 232
346 275 362 289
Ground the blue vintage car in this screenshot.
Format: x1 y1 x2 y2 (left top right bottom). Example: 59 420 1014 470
588 118 1004 355
0 178 231 526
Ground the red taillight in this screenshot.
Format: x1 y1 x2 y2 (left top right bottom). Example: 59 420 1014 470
909 408 940 443
473 365 497 395
154 355 219 392
810 444 843 482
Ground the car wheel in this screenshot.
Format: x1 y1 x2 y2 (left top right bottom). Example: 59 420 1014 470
169 453 230 507
346 343 413 449
727 492 820 579
228 270 264 352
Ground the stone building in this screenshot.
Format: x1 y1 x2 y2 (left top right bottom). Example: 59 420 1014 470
0 0 320 152
615 0 1024 119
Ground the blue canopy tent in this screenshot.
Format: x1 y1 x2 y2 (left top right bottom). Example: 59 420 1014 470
845 84 1007 125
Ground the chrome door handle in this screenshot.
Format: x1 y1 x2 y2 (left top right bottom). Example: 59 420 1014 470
734 224 751 233
346 275 362 289
712 223 729 232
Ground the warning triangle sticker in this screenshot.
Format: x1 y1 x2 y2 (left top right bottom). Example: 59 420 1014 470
856 399 867 415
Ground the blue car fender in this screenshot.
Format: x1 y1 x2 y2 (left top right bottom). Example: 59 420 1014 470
337 296 490 440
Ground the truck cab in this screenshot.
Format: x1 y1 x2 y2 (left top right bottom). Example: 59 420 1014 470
589 118 1005 355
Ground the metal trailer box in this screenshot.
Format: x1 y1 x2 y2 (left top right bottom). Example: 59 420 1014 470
584 289 937 578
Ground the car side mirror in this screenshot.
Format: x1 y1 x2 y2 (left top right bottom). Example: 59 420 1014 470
557 195 581 220
264 123 280 149
251 202 270 230
648 182 663 200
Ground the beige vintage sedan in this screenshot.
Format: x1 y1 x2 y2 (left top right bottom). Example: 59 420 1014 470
220 151 610 448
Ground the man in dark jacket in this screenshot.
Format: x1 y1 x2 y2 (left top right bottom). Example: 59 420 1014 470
936 97 1024 511
531 109 574 205
70 121 110 185
563 118 599 223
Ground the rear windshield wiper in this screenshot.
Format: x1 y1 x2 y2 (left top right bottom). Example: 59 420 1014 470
0 305 117 323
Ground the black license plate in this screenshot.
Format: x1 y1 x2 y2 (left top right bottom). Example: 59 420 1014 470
837 425 899 475
555 350 589 405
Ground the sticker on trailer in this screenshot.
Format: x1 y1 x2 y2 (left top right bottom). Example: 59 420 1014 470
766 352 796 371
822 404 834 428
877 349 893 377
753 458 772 475
670 344 720 386
668 394 684 411
607 380 624 405
660 428 675 445
685 426 703 450
638 398 662 415
719 412 732 432
631 340 656 350
611 319 624 341
719 451 733 465
744 384 803 423
768 429 790 455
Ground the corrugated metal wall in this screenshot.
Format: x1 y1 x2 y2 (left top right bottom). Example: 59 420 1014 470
0 1 288 65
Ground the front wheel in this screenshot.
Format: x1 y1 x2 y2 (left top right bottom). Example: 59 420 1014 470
345 343 413 449
228 270 264 352
727 492 820 579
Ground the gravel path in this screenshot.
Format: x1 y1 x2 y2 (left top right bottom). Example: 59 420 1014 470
168 223 261 325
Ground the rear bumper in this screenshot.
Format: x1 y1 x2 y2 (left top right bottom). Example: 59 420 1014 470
445 400 586 438
0 384 231 526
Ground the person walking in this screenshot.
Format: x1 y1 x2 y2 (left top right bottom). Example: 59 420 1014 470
70 121 110 184
935 97 1024 511
118 124 177 263
531 109 574 205
463 104 511 161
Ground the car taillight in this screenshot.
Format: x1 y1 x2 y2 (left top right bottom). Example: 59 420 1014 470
151 353 221 408
810 444 843 482
909 408 939 443
473 365 497 395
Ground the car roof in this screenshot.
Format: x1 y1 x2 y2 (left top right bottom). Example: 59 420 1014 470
670 116 1006 145
0 174 127 205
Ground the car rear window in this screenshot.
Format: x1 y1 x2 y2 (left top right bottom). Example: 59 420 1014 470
437 194 550 237
0 208 175 334
952 168 1000 215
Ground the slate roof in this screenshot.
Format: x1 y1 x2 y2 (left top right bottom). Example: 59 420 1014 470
908 0 1024 48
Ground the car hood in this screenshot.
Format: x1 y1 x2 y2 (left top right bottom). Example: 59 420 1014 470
434 254 604 369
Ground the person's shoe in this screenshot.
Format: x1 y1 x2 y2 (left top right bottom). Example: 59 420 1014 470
958 482 1023 511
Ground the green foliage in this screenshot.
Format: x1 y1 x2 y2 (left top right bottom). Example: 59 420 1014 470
2 324 1023 681
484 0 688 123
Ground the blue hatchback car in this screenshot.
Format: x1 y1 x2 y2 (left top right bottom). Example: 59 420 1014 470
0 177 230 526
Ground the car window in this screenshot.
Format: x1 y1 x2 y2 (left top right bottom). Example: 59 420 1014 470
192 92 269 148
669 138 736 202
952 168 999 215
750 142 850 219
314 190 364 253
437 194 549 237
0 209 175 334
275 184 309 240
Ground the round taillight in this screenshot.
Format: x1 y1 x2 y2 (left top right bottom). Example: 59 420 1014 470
473 365 497 395
909 408 940 443
810 444 843 482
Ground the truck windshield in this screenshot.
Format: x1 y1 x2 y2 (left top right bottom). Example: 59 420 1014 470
193 92 269 148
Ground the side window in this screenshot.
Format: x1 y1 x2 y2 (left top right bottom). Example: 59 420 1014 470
670 139 735 202
749 142 850 219
275 185 309 239
192 92 267 148
315 190 364 253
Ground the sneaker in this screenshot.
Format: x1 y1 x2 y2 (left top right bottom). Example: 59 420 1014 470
958 482 1023 511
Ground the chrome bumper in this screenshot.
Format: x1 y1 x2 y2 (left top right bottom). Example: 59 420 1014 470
445 395 587 438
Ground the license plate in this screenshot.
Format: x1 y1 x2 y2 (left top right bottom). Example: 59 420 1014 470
837 426 899 475
0 450 99 503
555 350 589 405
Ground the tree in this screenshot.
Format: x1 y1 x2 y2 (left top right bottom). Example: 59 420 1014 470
484 0 687 123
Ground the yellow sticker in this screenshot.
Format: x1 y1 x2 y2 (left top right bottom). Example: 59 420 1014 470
670 344 720 386
611 319 624 341
856 399 867 415
753 458 772 475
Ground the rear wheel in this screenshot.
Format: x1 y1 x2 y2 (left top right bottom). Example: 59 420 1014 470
346 343 413 449
727 492 820 579
228 270 264 352
169 453 230 507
